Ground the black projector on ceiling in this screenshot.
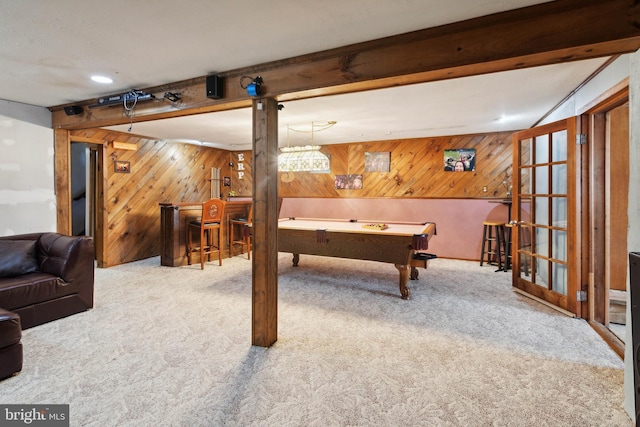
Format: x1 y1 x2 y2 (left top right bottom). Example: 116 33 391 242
90 90 155 108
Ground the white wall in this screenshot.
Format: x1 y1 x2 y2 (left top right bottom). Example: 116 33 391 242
625 49 640 423
0 100 55 236
540 54 630 124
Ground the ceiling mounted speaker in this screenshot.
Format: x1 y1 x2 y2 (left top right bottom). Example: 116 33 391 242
64 106 83 116
206 75 223 99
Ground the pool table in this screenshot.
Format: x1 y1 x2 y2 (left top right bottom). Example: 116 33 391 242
278 217 437 299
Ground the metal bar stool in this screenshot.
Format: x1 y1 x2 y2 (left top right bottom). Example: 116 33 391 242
480 220 505 270
519 225 531 276
503 222 514 271
229 206 252 259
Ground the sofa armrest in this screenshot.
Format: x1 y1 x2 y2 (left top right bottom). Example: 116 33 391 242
37 233 94 286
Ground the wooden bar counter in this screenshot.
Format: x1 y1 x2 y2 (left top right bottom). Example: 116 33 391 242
160 200 251 266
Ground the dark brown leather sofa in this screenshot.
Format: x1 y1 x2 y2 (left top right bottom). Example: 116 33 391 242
0 232 94 380
0 232 95 330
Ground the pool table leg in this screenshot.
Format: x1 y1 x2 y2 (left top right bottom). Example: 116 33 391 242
292 253 300 267
395 264 411 299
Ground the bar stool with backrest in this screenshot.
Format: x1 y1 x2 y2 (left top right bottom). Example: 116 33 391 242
480 220 506 270
186 198 226 269
229 205 252 259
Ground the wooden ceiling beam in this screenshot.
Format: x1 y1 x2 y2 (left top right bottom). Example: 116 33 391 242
51 0 640 130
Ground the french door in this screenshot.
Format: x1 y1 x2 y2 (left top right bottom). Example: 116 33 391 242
511 118 579 315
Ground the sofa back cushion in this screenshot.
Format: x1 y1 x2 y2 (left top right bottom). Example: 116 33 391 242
0 240 39 277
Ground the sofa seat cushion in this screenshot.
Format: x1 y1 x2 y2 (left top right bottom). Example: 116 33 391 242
0 240 38 278
0 273 76 311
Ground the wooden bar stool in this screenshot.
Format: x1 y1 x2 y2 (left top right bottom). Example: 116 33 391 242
480 220 505 270
186 199 226 269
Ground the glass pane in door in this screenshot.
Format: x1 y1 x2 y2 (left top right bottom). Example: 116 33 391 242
535 134 549 164
552 229 567 262
520 138 533 167
552 262 568 295
535 165 549 194
534 197 549 227
552 197 567 226
551 130 568 162
551 164 567 194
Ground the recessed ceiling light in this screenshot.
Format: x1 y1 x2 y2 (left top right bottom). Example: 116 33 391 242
91 75 113 84
495 114 519 123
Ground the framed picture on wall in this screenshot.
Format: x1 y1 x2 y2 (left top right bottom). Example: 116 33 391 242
444 149 475 172
223 177 231 186
364 152 390 172
335 174 363 189
114 160 130 173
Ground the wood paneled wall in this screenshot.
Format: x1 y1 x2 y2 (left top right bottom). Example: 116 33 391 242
275 132 514 199
228 151 253 198
68 129 512 266
71 129 233 267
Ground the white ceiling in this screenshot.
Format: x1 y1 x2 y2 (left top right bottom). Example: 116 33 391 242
0 0 610 150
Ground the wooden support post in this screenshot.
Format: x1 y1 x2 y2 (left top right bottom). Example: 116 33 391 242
251 98 279 347
54 129 72 235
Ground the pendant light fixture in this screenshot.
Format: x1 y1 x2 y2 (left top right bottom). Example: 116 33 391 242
278 121 335 173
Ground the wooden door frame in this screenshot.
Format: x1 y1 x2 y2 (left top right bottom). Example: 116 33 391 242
63 133 108 267
581 80 629 356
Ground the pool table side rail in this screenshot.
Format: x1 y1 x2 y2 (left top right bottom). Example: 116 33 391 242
277 222 436 266
278 218 435 237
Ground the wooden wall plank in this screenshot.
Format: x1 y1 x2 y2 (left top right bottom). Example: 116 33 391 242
71 129 233 267
275 132 513 199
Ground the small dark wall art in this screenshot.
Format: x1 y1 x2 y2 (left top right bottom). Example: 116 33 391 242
335 174 363 190
364 152 390 172
114 160 130 173
444 149 475 172
223 177 231 186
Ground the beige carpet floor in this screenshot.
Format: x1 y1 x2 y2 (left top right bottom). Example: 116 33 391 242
0 254 629 426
